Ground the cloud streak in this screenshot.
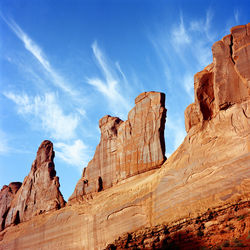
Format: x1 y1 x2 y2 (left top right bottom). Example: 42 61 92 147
4 92 79 140
166 115 186 154
1 15 76 96
149 9 217 154
0 129 9 154
171 14 191 46
86 41 132 118
55 140 91 172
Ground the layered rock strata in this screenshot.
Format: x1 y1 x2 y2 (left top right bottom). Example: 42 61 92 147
105 201 250 249
0 24 249 250
0 182 21 231
69 91 166 202
3 140 65 230
185 23 250 132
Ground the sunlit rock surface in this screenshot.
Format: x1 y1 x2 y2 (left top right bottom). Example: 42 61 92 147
0 24 249 250
185 23 250 132
69 91 166 203
3 140 65 230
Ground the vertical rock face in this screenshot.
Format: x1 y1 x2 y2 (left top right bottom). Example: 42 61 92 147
69 91 166 202
185 23 250 132
0 182 22 231
4 140 65 229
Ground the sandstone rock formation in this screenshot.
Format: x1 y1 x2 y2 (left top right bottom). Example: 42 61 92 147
105 201 250 249
185 23 250 133
0 24 249 250
0 182 21 231
69 91 166 202
3 140 65 229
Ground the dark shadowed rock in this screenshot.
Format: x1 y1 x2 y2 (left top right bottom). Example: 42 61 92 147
0 182 22 231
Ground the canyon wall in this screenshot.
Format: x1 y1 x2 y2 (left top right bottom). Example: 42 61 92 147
0 23 249 250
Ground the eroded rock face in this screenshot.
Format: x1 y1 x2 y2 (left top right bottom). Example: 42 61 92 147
185 23 250 132
0 24 249 250
105 202 250 250
4 140 65 229
0 182 21 231
69 92 166 202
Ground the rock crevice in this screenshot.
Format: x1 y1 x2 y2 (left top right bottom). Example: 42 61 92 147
185 23 250 133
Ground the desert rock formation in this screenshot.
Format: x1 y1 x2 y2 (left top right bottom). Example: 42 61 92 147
0 24 249 250
69 91 166 202
2 140 65 230
0 182 21 231
185 23 250 132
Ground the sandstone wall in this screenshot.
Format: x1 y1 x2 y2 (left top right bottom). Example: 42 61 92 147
0 24 249 250
69 91 166 202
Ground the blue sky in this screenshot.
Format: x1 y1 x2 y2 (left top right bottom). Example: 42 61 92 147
0 0 249 201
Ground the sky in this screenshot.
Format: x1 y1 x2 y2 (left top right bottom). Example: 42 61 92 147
0 0 249 201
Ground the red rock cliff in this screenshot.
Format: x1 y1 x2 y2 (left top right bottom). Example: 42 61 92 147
3 140 65 229
69 91 166 202
0 182 21 231
185 23 250 132
0 24 249 250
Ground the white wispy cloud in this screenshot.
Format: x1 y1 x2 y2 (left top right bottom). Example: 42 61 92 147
86 41 132 118
1 15 76 96
4 92 79 140
150 10 214 97
0 129 9 154
204 9 214 40
54 139 91 172
183 73 194 99
171 15 191 46
189 9 213 41
234 9 239 24
149 11 216 154
166 116 186 153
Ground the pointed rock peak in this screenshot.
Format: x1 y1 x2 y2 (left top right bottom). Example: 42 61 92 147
35 140 54 166
32 140 56 179
69 91 166 203
3 140 65 230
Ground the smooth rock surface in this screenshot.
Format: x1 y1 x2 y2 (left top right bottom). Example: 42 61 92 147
3 140 65 229
69 91 166 202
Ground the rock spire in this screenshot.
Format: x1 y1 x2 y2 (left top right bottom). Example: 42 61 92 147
2 140 65 230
